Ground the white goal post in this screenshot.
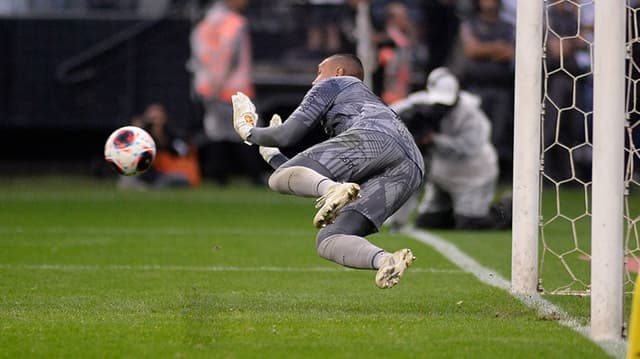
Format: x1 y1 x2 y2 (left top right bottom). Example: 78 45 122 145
511 0 543 296
511 0 626 341
590 0 625 341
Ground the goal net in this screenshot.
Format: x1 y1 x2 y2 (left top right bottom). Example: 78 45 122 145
539 0 595 295
512 0 640 340
538 0 640 294
623 2 640 294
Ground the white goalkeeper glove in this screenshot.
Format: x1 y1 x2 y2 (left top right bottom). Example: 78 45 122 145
231 91 258 145
259 114 283 163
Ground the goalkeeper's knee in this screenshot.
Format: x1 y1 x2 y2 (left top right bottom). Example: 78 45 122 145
316 210 376 249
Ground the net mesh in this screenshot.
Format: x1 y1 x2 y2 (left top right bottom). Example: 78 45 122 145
623 1 640 294
539 0 640 295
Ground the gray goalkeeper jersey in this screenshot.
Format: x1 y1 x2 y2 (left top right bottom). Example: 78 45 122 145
249 76 424 176
249 76 424 229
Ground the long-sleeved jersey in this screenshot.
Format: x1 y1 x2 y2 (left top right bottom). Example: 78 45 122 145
249 76 424 176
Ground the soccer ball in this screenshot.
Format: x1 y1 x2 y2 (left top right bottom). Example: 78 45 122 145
104 126 156 176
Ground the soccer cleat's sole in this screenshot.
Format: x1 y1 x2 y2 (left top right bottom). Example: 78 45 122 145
375 249 416 289
313 183 360 228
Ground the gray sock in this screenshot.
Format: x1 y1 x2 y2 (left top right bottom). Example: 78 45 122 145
372 251 391 269
317 234 385 269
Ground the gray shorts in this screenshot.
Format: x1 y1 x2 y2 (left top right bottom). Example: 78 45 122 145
282 129 424 229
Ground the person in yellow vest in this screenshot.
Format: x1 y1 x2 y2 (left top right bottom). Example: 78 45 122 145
188 0 264 185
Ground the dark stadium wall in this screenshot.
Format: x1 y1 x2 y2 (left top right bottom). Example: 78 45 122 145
0 16 312 173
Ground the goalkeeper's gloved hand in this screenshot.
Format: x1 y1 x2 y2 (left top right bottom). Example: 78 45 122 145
259 114 283 163
231 91 258 145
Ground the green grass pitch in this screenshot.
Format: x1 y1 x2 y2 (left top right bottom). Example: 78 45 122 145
0 177 614 358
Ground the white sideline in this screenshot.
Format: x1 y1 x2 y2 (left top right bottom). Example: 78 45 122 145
403 227 627 359
0 263 463 274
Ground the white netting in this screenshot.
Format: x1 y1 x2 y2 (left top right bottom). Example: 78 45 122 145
539 0 640 295
623 2 640 294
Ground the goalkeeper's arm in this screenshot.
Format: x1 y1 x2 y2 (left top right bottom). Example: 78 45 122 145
249 118 309 148
256 114 290 169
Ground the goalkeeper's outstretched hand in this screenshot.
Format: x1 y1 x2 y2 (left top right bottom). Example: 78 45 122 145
259 114 283 163
231 91 258 145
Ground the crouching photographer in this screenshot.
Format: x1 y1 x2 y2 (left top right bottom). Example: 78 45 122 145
389 68 511 230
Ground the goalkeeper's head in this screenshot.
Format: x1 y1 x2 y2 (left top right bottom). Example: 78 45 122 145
313 54 365 85
424 67 460 107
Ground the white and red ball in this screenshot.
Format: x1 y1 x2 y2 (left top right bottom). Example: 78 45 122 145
104 126 156 176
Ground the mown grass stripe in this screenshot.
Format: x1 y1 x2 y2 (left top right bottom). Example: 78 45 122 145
404 227 627 359
0 226 315 237
0 263 464 274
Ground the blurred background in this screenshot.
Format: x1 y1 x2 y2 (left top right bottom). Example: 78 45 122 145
0 0 516 183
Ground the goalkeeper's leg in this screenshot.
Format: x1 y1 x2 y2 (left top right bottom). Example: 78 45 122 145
316 211 415 289
268 165 360 227
316 210 380 269
268 165 337 197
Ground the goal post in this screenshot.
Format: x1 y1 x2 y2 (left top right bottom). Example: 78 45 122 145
511 0 543 296
511 0 627 341
590 0 625 341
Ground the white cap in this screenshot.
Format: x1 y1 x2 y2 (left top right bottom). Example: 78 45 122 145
424 67 459 106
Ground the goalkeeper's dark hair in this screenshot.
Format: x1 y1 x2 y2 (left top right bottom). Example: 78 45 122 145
329 53 364 81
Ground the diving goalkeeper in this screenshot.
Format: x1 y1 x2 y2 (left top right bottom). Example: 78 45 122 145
231 54 424 289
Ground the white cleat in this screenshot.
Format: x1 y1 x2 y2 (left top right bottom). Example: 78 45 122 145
375 249 416 289
313 182 360 228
